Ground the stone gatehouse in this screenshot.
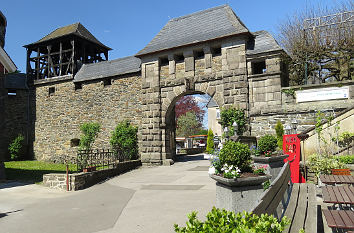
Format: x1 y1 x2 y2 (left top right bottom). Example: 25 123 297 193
11 5 353 164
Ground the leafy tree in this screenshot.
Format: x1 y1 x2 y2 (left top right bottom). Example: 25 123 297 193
219 107 246 136
110 120 138 160
176 112 202 137
206 129 214 154
8 134 25 160
175 96 205 123
198 129 208 135
79 122 100 150
275 121 284 149
278 1 353 85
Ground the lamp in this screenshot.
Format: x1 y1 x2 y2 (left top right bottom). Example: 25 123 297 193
285 125 292 135
232 122 238 136
224 127 229 141
291 119 298 134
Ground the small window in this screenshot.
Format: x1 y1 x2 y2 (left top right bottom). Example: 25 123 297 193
75 83 82 90
212 47 221 56
159 57 169 66
103 78 111 86
8 89 16 96
49 87 55 95
70 138 80 147
194 50 204 59
175 54 184 63
252 61 266 74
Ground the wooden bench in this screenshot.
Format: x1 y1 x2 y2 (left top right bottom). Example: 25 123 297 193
323 209 354 230
252 162 317 233
332 168 351 175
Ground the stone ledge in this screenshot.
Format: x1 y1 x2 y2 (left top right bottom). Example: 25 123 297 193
43 160 141 191
33 75 73 85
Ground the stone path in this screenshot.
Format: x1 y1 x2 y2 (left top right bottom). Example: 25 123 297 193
0 154 215 233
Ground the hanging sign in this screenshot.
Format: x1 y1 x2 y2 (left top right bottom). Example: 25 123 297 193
296 86 349 103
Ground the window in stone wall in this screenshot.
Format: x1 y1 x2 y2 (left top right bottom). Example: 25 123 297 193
194 50 205 59
252 60 266 74
70 138 80 147
211 46 221 57
103 78 111 86
75 83 82 90
7 89 16 96
48 87 55 95
174 54 184 63
159 57 169 66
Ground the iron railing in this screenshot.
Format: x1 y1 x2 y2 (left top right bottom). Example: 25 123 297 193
76 149 135 172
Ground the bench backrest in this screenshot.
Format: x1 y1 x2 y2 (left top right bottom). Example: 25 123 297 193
331 168 351 175
252 162 291 217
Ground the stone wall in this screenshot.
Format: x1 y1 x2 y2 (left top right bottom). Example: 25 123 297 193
43 160 141 190
32 73 142 161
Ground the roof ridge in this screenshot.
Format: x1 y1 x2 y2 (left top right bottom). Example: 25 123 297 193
80 56 139 68
169 4 228 22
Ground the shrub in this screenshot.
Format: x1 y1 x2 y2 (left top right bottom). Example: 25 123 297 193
219 107 246 136
219 141 251 172
79 122 100 150
174 207 289 233
206 129 214 154
110 120 138 160
258 135 278 155
275 121 284 149
8 134 25 160
307 154 347 177
335 155 354 164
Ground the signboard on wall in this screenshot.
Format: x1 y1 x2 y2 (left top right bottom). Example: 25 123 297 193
296 86 349 103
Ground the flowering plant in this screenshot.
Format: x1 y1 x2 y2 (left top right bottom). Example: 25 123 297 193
264 151 272 157
253 164 268 175
208 155 241 179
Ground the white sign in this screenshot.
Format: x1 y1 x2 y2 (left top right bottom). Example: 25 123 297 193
296 86 349 103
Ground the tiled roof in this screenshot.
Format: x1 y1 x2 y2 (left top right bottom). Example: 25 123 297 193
136 5 250 56
5 73 27 89
246 30 283 55
74 56 141 82
24 23 111 50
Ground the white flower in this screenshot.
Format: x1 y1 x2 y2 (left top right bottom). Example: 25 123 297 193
208 166 216 175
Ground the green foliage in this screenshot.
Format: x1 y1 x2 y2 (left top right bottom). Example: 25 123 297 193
335 155 354 164
206 129 215 154
307 154 347 177
275 121 284 149
263 180 271 191
110 120 138 160
219 141 251 172
281 88 296 98
8 134 25 160
258 135 278 155
198 129 209 135
219 107 246 136
333 131 354 148
79 122 101 150
174 207 289 233
176 112 202 137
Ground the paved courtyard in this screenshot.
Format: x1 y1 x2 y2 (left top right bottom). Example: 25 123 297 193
0 154 215 233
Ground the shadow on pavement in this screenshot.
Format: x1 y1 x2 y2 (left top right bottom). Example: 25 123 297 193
0 181 32 189
175 154 206 163
0 209 23 218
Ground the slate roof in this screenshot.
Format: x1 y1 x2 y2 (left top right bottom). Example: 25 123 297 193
246 30 283 55
136 5 250 56
74 56 141 82
5 73 27 89
24 23 111 50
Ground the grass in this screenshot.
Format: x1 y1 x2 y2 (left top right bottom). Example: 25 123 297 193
4 160 77 183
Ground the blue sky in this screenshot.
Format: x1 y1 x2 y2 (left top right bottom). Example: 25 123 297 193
2 0 342 73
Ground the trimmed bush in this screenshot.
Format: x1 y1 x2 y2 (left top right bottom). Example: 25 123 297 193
307 154 347 177
110 120 138 160
335 155 354 164
219 141 251 172
206 129 214 154
8 134 25 160
174 207 289 233
275 121 284 149
79 122 100 150
258 135 278 155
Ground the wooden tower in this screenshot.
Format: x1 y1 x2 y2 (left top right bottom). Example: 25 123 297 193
24 23 111 80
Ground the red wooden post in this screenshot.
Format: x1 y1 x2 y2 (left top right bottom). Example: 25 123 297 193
283 134 306 183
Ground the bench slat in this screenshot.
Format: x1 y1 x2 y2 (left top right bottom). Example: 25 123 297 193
305 183 317 233
339 211 354 229
283 183 300 233
290 183 308 233
323 209 337 228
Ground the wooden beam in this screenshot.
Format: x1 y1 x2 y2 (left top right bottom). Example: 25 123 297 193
59 42 62 76
71 39 75 74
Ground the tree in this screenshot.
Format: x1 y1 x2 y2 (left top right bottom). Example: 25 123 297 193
278 1 353 85
275 121 284 149
206 129 214 154
176 112 202 137
175 95 205 123
110 120 138 159
79 122 100 150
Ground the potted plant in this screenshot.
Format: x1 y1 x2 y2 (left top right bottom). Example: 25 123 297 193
252 135 288 182
209 141 271 213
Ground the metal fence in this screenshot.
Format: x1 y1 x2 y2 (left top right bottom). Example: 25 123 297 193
76 149 135 172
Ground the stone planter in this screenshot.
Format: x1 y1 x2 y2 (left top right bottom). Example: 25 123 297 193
210 174 271 213
252 154 288 182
